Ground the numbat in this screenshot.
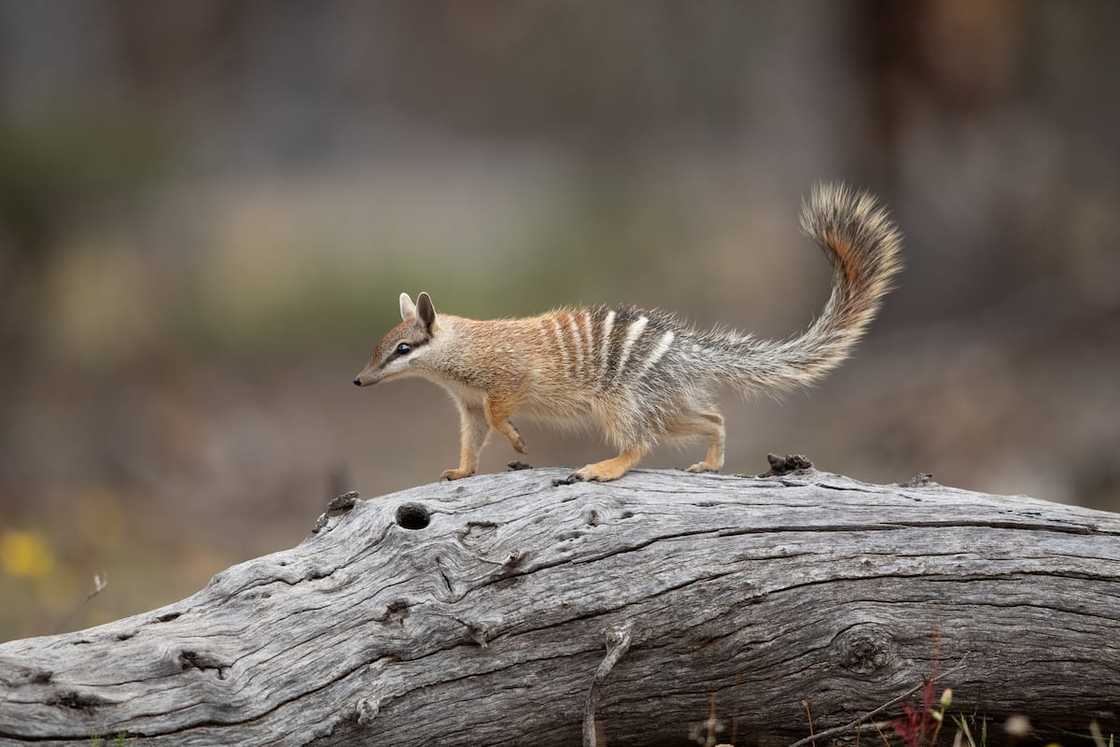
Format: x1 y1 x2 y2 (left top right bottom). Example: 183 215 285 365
354 184 902 484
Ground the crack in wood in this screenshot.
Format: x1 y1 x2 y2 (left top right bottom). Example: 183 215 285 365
2 469 1120 745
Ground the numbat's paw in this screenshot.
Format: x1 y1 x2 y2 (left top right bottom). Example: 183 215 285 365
575 463 627 482
506 424 528 454
441 468 476 481
685 462 720 474
553 454 639 486
552 472 585 487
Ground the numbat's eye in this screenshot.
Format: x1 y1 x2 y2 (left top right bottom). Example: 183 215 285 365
396 343 412 355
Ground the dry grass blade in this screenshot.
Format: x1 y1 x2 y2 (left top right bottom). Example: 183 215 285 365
788 659 968 747
1090 720 1110 747
954 715 977 747
802 699 817 747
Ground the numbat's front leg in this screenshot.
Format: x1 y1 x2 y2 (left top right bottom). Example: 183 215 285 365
555 448 645 485
484 394 527 454
441 401 488 481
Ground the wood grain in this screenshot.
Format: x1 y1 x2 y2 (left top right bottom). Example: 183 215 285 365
2 469 1119 745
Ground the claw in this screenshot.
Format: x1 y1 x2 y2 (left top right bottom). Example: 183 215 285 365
508 423 527 454
551 472 585 487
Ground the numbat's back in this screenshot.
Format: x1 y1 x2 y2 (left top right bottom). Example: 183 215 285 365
354 183 903 484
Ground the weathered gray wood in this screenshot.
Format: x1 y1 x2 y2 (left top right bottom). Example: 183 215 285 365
2 468 1120 746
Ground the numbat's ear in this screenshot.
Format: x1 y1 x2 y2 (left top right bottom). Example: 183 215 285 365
399 292 416 320
416 292 437 331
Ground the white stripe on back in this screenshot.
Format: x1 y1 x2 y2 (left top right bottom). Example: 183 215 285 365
636 330 674 378
598 310 616 385
577 311 593 381
566 314 583 379
613 315 649 383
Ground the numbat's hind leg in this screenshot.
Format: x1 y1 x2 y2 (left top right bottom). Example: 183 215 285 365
558 448 645 485
667 410 725 473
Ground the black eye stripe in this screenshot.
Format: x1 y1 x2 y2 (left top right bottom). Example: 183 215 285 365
381 339 428 368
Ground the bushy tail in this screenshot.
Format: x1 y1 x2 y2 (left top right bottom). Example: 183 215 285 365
712 183 903 395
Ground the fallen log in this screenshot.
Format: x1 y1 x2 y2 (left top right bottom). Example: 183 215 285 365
2 465 1119 746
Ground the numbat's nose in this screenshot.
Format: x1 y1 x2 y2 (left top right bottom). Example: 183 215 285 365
353 378 362 386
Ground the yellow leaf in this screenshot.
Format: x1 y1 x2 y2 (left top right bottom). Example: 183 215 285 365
0 530 56 578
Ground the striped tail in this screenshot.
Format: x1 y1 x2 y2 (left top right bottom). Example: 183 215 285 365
714 183 903 395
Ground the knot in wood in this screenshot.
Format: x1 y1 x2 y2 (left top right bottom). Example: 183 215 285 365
48 690 114 712
833 624 895 675
381 599 411 626
355 696 380 727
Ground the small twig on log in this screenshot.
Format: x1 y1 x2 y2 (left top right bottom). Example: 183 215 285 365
312 490 360 533
583 621 634 747
843 720 895 744
759 453 813 477
787 659 968 747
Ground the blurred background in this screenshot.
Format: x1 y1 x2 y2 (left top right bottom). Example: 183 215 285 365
1 0 1118 642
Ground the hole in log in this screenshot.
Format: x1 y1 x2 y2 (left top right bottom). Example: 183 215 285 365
395 503 430 530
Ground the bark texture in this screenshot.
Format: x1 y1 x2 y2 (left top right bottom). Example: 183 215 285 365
2 468 1119 746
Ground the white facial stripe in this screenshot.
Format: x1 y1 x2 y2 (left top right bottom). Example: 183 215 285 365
384 356 409 375
613 315 648 382
637 330 674 378
599 310 616 383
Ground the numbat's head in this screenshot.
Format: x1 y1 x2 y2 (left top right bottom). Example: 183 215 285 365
353 292 440 387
